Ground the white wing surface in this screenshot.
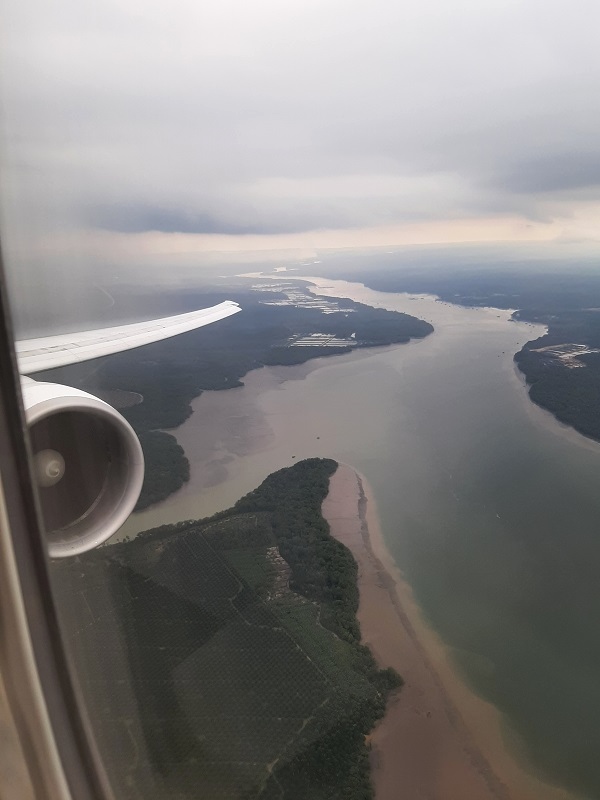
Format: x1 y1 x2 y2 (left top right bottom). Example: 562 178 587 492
16 301 241 374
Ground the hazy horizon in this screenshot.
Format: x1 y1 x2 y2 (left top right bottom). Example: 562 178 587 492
2 0 600 287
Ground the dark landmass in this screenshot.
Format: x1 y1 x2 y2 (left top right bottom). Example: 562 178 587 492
51 459 402 800
135 431 190 511
291 250 600 317
514 311 600 442
304 257 600 448
373 270 600 446
38 283 432 509
316 261 600 314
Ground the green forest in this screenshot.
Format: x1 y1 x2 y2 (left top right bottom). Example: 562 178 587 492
515 310 600 442
135 431 190 511
51 459 402 800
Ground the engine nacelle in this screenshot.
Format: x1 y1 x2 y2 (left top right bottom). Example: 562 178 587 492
21 379 145 558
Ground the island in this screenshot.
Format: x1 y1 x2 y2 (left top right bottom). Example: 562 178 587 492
51 459 402 800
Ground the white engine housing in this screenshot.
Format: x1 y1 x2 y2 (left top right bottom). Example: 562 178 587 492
21 379 145 558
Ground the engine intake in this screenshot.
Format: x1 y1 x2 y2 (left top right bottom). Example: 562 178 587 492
21 379 145 558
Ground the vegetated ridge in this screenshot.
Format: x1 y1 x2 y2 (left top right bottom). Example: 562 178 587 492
51 459 402 800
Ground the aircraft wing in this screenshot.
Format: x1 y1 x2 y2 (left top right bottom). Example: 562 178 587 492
16 300 241 374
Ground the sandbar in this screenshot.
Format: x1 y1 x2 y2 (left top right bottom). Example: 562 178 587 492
322 463 580 800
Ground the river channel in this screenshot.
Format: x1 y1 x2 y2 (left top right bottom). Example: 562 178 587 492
119 278 600 799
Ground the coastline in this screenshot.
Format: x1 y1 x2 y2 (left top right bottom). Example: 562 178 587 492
511 360 600 455
110 279 600 797
322 463 580 800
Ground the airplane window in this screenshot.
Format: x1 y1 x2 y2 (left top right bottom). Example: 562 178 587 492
0 677 34 800
2 1 600 800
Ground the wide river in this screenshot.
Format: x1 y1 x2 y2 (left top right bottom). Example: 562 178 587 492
120 278 600 799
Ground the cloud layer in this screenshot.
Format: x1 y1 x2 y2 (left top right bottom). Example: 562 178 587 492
2 0 600 267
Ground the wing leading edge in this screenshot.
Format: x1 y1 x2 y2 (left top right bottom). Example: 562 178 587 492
16 301 241 374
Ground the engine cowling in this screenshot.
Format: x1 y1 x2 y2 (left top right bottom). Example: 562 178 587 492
21 379 145 558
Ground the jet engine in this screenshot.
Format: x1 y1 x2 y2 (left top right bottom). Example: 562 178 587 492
21 378 145 558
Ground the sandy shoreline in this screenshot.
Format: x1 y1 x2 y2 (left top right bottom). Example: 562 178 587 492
511 361 600 456
322 463 579 800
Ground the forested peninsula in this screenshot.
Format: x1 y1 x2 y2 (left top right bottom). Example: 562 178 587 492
514 311 600 442
405 274 600 446
39 284 432 509
52 459 402 800
312 262 600 448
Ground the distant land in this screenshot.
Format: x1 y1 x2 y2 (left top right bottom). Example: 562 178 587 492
39 283 432 509
514 311 600 443
51 459 402 800
294 260 600 449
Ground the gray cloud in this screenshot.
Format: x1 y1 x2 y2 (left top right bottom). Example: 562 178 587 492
496 154 600 194
87 204 284 236
2 0 600 251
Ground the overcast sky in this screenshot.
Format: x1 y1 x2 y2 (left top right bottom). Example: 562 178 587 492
2 0 600 274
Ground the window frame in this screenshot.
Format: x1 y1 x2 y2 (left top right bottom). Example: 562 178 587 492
0 249 113 800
